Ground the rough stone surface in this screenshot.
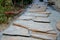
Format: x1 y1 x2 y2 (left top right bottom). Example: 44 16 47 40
3 25 30 36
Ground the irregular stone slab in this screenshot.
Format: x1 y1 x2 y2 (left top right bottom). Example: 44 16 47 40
27 11 51 16
24 12 49 17
3 25 30 36
32 14 48 17
1 36 43 40
32 17 50 23
17 15 35 20
13 20 54 32
29 29 57 35
31 31 57 40
28 23 54 32
29 4 47 11
27 6 46 12
29 4 45 9
13 20 33 29
27 9 45 12
47 30 57 34
28 11 51 14
23 12 33 16
30 5 41 9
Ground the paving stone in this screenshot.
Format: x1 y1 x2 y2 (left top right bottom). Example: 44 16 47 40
32 17 50 23
27 6 46 12
27 11 51 14
17 15 35 20
13 20 54 32
13 20 33 29
31 31 57 40
1 36 43 40
28 4 47 12
3 25 30 36
28 23 54 32
24 12 49 17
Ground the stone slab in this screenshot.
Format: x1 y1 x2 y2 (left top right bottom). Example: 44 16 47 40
3 25 30 36
24 12 49 17
13 20 33 29
28 11 50 14
17 15 35 20
1 36 43 40
27 5 47 12
28 23 54 32
13 20 54 32
32 17 50 23
31 31 57 40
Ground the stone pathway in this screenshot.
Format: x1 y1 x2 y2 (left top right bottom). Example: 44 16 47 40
0 2 60 40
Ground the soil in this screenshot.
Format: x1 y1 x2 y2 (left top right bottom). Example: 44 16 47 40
0 24 8 32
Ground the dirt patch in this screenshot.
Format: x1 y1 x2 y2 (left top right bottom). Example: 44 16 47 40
0 24 8 32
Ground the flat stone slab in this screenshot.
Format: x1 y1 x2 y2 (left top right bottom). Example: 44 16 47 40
13 20 53 32
28 23 54 32
24 12 49 17
27 8 46 12
17 15 35 20
13 20 33 29
31 31 57 40
28 4 46 9
27 11 50 14
47 30 57 35
27 5 46 12
1 36 43 40
3 25 30 36
32 17 50 23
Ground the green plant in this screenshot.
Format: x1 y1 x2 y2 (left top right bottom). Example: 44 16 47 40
0 0 13 23
23 0 32 5
0 7 8 23
0 13 7 24
0 0 33 23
